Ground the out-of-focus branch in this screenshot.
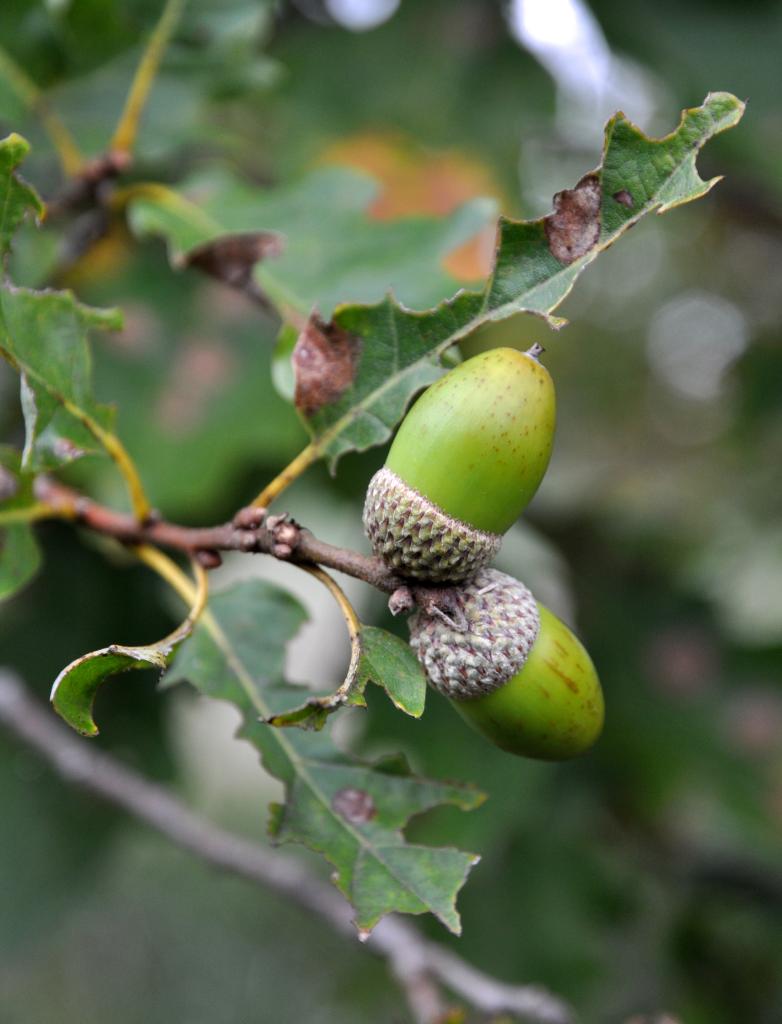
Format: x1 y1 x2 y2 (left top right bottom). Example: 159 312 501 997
0 671 574 1024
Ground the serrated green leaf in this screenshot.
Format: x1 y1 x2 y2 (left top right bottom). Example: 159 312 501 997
51 646 171 738
0 133 124 472
51 585 204 738
164 580 483 934
0 133 44 259
360 625 427 717
284 93 744 470
269 624 427 730
0 284 122 471
126 164 496 318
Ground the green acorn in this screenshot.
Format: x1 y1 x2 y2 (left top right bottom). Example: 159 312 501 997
363 347 555 582
408 568 604 760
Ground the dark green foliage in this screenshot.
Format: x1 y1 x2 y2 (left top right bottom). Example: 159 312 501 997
165 580 482 934
0 2 778 1021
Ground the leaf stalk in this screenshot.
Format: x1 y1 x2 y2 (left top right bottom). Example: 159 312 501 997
110 0 188 157
251 442 320 509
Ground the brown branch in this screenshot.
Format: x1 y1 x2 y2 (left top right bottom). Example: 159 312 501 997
32 477 461 615
0 670 574 1024
46 150 133 218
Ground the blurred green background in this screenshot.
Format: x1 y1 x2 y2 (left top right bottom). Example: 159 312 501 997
1 1 781 1022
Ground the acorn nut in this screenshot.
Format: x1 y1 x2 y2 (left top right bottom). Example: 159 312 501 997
363 347 555 583
408 568 604 760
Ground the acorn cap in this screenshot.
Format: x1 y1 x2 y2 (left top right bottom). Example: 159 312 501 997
409 567 604 761
363 467 502 583
385 347 555 536
408 569 540 698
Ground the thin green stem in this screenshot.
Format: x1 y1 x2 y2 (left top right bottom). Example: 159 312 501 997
62 399 152 522
299 565 363 705
133 544 209 631
110 0 188 157
0 502 66 527
250 443 320 509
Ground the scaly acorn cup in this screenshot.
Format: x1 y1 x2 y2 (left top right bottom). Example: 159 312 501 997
363 346 555 583
408 568 604 760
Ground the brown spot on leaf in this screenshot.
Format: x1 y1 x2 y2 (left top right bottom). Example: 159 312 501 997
186 232 283 309
544 173 601 265
293 315 361 417
332 787 376 824
613 188 634 209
